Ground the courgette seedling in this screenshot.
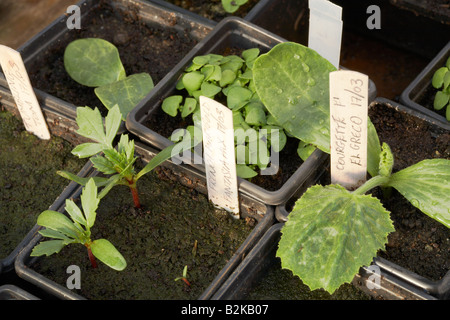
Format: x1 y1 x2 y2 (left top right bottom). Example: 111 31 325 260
31 178 127 271
58 104 197 208
277 142 450 294
431 56 450 121
64 38 154 120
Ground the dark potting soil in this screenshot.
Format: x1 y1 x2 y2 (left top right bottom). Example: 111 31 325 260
163 0 260 22
32 160 255 300
27 0 202 116
369 101 450 281
0 110 85 258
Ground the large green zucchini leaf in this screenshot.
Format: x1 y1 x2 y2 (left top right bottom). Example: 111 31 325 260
253 42 336 152
277 184 394 293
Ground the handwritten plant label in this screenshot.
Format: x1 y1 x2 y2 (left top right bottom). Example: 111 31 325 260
0 45 50 140
329 70 369 190
308 0 343 69
199 96 240 217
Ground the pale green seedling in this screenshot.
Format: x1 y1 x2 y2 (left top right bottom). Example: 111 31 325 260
221 0 249 13
431 56 450 121
31 178 127 271
64 38 154 120
161 49 288 178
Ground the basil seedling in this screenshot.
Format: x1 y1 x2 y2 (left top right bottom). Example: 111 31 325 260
221 0 248 13
431 56 450 121
31 178 127 271
162 49 289 178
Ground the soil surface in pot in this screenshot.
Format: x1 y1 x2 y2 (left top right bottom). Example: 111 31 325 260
247 258 370 300
28 0 202 116
163 0 260 21
369 101 450 282
0 110 85 258
32 161 256 299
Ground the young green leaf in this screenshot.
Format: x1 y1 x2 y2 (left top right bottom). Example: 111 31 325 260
75 106 108 145
432 67 449 89
94 73 154 120
56 170 112 188
221 0 248 13
36 210 82 241
162 95 183 117
434 91 449 110
80 179 100 229
277 184 394 294
378 142 394 177
31 240 67 257
90 239 127 271
236 164 258 178
64 38 126 87
386 159 450 228
65 198 87 227
71 142 106 159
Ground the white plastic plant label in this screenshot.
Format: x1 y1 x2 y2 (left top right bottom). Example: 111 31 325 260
199 96 240 217
0 45 50 140
329 70 369 190
308 0 343 69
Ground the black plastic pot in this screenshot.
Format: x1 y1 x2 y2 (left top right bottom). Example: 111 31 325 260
245 0 309 45
389 0 450 25
14 144 275 300
400 41 450 126
0 285 39 300
212 223 439 300
0 0 213 145
331 0 450 60
126 17 376 206
271 98 450 300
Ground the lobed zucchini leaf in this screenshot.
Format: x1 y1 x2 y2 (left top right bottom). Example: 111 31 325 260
277 184 395 294
387 159 450 228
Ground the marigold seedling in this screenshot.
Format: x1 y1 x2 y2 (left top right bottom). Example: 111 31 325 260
31 178 127 271
58 105 197 208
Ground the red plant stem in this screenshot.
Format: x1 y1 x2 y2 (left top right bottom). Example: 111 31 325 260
126 178 141 208
182 278 191 287
130 185 141 208
86 245 97 269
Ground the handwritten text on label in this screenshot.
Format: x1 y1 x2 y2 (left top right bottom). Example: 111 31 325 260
330 70 368 190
